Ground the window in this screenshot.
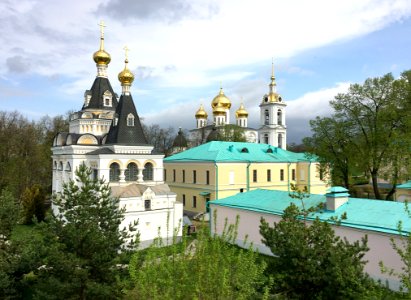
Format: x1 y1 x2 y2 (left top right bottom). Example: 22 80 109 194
229 171 235 185
144 200 151 210
143 162 153 181
164 169 167 181
241 147 249 153
319 169 324 181
65 162 71 172
193 196 197 208
103 90 112 107
280 169 284 181
58 161 63 171
92 169 98 181
267 169 271 182
267 148 273 153
125 162 138 181
53 161 57 170
206 170 210 185
127 113 134 126
264 133 269 144
292 169 296 181
173 169 176 182
193 170 197 184
109 162 120 182
253 170 257 182
278 133 283 149
182 194 186 206
182 170 185 183
277 109 282 125
265 109 269 125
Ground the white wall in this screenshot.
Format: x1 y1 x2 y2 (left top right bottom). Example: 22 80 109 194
210 204 404 289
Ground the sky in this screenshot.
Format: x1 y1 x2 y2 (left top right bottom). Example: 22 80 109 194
1 0 411 144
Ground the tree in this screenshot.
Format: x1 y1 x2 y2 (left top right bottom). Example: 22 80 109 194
128 215 266 299
305 72 411 199
142 123 175 155
21 184 46 224
27 164 137 299
259 186 371 299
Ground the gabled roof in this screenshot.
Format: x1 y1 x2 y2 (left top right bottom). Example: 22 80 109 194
83 77 118 110
164 141 315 163
210 189 411 235
105 94 148 145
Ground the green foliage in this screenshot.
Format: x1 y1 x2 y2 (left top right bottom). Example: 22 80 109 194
381 202 411 295
218 124 247 142
0 189 19 239
260 187 371 299
21 184 46 224
127 213 265 299
304 71 411 198
24 164 137 299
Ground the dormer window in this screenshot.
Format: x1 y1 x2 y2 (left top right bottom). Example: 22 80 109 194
241 147 249 153
84 94 91 107
103 90 112 107
127 113 134 126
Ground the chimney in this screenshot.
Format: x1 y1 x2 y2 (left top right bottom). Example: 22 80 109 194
325 186 350 211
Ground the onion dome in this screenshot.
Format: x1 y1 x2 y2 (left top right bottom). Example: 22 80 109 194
118 58 134 85
211 87 231 109
93 21 111 65
235 103 248 118
213 102 226 115
195 104 208 119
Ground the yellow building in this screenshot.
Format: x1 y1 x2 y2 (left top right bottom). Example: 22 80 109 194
164 141 328 214
395 181 411 202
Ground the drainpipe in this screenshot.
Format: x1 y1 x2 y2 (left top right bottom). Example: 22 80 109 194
308 161 311 193
214 162 219 200
246 161 251 191
287 162 291 193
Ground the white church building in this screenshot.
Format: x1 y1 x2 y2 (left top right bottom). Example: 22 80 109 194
52 25 182 248
189 63 287 149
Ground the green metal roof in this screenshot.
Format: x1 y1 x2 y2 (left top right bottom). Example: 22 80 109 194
398 181 411 190
210 189 411 235
164 141 316 163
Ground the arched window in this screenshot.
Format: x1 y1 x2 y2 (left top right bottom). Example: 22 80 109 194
127 113 135 126
278 133 283 149
65 162 71 172
264 110 269 125
267 147 273 153
53 161 57 170
109 163 120 182
103 90 112 107
264 133 269 144
277 109 283 125
241 147 249 153
143 162 153 181
58 162 64 171
125 163 138 181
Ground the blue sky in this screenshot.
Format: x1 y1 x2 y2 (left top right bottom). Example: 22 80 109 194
1 0 411 143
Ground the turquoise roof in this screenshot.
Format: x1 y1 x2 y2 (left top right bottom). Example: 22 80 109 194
210 189 411 235
398 181 411 190
165 141 316 163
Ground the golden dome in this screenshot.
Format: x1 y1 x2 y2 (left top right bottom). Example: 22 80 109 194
236 103 248 118
195 104 208 119
211 87 231 109
263 92 282 103
118 58 134 85
213 102 226 116
93 48 111 65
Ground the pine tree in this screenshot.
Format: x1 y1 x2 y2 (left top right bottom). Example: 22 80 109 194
28 164 137 299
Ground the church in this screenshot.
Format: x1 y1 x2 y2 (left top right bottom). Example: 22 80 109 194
51 24 183 248
189 63 288 149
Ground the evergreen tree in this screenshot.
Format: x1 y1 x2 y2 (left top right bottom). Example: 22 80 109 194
27 164 137 299
259 186 372 299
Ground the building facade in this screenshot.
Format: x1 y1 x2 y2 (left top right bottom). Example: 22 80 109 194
52 25 182 248
164 141 328 214
209 188 410 289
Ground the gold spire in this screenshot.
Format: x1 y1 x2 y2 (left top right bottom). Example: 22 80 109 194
93 20 111 65
264 59 282 103
118 45 135 86
236 102 248 118
195 104 208 119
211 86 231 109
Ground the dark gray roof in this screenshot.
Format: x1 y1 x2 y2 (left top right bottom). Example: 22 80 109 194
87 148 115 155
105 94 149 145
83 77 118 110
172 128 188 147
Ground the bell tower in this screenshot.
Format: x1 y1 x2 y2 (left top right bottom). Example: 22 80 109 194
258 61 287 149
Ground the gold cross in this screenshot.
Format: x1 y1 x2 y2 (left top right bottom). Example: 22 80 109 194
124 45 129 60
98 20 106 38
